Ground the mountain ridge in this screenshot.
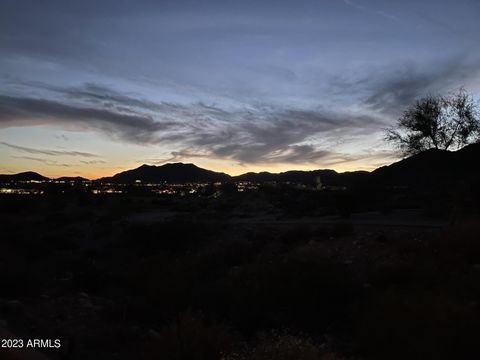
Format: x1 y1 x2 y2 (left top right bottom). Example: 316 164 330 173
0 171 49 182
1 142 479 186
99 162 231 184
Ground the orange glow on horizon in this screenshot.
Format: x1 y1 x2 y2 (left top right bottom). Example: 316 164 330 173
1 158 392 180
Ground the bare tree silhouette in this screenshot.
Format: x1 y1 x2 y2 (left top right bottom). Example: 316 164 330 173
386 89 480 156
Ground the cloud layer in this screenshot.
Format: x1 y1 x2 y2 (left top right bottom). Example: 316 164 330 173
0 83 388 166
0 141 100 158
2 0 480 175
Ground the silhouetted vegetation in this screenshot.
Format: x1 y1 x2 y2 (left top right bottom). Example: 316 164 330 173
1 170 480 359
386 89 480 155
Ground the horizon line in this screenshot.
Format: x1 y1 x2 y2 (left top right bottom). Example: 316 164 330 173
0 160 380 181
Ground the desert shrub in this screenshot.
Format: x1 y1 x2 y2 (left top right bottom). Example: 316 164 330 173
278 191 326 218
144 311 236 360
8 236 50 261
73 263 113 294
201 239 255 272
329 222 355 238
280 225 312 245
225 332 328 360
197 252 360 335
356 288 480 360
123 251 227 322
0 195 43 214
42 234 78 251
119 219 218 256
43 209 93 224
368 262 417 288
422 193 452 219
438 219 480 265
246 228 277 252
334 193 354 218
0 265 44 297
225 331 348 360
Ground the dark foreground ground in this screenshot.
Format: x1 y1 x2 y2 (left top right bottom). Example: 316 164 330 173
1 188 480 360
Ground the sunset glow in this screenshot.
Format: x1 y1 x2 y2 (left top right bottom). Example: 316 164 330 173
1 0 480 177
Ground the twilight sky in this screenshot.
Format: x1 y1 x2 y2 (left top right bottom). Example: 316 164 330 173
1 0 480 178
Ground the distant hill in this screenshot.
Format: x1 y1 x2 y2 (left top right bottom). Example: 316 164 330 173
55 176 89 182
233 169 369 187
233 170 336 183
94 144 480 187
371 142 480 188
232 143 480 188
2 143 479 187
0 171 49 182
99 163 231 183
100 164 369 186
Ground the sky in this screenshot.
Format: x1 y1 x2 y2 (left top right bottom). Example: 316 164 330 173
1 0 480 178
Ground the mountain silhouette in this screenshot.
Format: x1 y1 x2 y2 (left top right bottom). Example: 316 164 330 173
233 169 369 187
371 142 480 188
55 176 90 182
0 171 49 182
1 143 479 187
99 163 231 183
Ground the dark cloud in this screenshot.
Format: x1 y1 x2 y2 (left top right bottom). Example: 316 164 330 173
12 156 74 167
0 95 174 143
55 134 69 141
318 149 397 167
167 108 384 164
343 0 399 22
1 83 384 165
80 160 107 165
197 109 382 164
14 81 232 121
33 82 169 113
364 59 480 116
212 144 332 164
146 150 211 164
330 58 480 118
1 141 99 158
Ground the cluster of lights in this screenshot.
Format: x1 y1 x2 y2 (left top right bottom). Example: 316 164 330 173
0 188 44 194
0 179 334 196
